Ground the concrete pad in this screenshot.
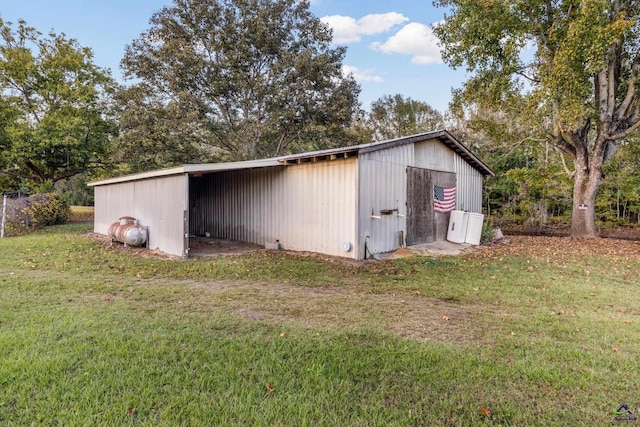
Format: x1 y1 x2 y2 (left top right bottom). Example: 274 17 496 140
374 240 472 259
409 240 472 256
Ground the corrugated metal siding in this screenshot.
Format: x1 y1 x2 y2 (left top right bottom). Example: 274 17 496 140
190 167 282 242
93 175 187 257
189 159 358 258
94 183 135 236
358 144 413 257
356 138 485 258
414 138 484 213
454 154 483 213
413 139 455 172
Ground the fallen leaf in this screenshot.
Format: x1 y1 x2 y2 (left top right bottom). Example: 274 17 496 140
479 406 491 418
265 383 275 393
279 331 286 337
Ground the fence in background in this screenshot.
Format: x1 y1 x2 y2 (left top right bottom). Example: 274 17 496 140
1 193 29 238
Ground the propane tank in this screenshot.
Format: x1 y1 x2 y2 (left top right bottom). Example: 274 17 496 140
108 216 148 247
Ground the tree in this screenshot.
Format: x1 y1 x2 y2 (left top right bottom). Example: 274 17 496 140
0 19 116 190
109 84 214 173
368 94 444 141
117 0 361 165
434 0 640 237
597 139 640 224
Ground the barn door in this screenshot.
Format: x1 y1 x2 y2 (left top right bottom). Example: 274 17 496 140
406 167 433 245
406 167 456 245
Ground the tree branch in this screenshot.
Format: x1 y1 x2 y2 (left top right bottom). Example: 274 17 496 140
557 149 575 178
52 168 88 183
607 119 640 140
606 44 618 119
0 73 42 124
24 159 46 182
615 52 639 121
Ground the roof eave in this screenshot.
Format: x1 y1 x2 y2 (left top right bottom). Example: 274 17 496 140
359 130 494 177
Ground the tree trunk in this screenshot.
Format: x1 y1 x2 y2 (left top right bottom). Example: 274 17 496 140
570 161 601 238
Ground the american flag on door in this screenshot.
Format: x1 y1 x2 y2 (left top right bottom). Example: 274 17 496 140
433 185 456 213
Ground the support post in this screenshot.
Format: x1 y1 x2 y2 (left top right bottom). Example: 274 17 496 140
1 194 7 238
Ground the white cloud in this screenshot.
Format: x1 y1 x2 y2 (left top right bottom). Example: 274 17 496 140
321 13 409 44
371 22 442 64
342 65 383 83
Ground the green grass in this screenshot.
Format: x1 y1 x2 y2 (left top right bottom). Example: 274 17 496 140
1 224 639 425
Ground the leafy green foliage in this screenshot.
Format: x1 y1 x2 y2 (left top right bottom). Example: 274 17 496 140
114 0 361 172
597 141 640 225
3 192 70 235
368 94 444 141
55 174 94 206
434 0 640 237
0 19 116 190
479 218 496 244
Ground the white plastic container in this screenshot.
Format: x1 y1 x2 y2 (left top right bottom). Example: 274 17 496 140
447 210 469 243
465 213 484 245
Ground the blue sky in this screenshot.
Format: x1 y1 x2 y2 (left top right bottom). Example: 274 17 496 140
0 0 466 112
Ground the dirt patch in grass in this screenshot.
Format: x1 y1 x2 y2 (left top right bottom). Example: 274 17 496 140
185 280 488 345
182 235 638 344
82 231 640 345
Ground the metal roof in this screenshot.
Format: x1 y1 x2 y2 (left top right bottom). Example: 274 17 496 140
88 158 282 187
278 129 494 176
88 129 493 187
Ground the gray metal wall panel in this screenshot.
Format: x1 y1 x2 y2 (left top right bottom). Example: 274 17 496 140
358 144 413 257
189 159 358 259
133 175 187 256
93 175 187 257
280 161 357 256
454 154 483 213
414 139 455 172
94 183 134 236
357 139 484 258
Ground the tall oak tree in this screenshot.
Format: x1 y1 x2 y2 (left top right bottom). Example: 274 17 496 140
434 0 640 237
117 0 361 165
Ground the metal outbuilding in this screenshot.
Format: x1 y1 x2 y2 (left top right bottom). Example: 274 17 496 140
89 130 493 259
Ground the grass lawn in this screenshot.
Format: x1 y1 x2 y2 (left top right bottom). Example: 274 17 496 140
1 223 639 425
69 206 95 223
